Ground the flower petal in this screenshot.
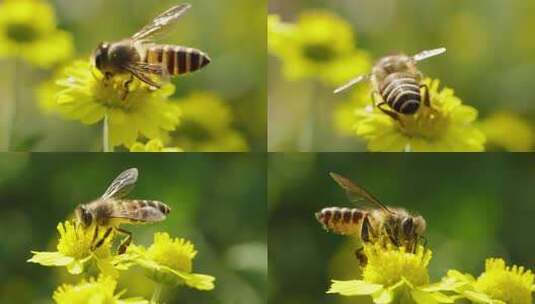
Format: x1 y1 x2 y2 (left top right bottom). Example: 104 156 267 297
27 251 73 266
327 280 383 296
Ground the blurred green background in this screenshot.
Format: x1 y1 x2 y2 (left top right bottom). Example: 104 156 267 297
0 0 266 151
268 0 535 151
269 153 535 304
0 153 266 303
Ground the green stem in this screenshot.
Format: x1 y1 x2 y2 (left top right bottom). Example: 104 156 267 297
102 114 113 152
151 284 163 304
1 61 18 151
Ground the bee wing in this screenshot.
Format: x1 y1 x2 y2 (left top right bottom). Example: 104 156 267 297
333 74 370 94
101 168 138 200
131 4 191 41
123 62 165 88
111 200 167 222
412 47 446 62
329 172 393 214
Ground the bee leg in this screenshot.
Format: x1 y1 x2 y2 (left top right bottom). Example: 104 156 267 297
361 215 373 242
355 247 368 267
91 224 99 246
92 227 113 251
377 101 402 123
384 224 400 247
120 75 134 100
420 84 431 108
117 228 132 255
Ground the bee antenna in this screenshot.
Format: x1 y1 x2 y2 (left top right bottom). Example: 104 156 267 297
333 74 369 94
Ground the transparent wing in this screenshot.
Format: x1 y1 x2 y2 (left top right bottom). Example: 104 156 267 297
111 200 167 222
333 74 370 94
131 3 191 41
329 172 392 213
101 168 138 199
123 62 164 88
412 47 446 62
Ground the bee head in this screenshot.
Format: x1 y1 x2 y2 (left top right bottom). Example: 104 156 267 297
92 42 110 71
373 54 415 80
401 215 426 239
75 205 93 228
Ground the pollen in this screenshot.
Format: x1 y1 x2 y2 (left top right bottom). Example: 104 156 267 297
362 243 431 287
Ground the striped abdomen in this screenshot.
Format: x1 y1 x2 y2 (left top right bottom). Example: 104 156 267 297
112 199 171 224
379 72 421 114
144 45 210 76
315 207 366 236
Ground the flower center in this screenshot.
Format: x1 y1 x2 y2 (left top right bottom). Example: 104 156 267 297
6 23 39 43
362 244 431 287
399 106 448 140
303 43 335 62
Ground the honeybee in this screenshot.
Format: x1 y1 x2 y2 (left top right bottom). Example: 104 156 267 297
334 48 446 121
315 173 426 265
75 168 171 254
92 3 210 96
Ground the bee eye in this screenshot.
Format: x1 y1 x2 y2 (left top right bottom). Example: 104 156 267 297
93 43 109 70
81 208 92 227
402 217 414 236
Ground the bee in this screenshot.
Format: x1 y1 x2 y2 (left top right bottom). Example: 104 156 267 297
315 173 426 265
75 168 171 254
334 48 446 121
92 3 210 97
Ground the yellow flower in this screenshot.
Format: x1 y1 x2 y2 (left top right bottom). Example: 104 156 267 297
442 258 534 304
268 12 370 85
328 243 454 303
28 220 115 275
480 111 533 151
38 60 181 148
116 232 215 290
475 258 534 304
130 139 182 152
354 78 486 151
53 275 148 304
0 0 73 68
173 92 248 152
333 83 371 136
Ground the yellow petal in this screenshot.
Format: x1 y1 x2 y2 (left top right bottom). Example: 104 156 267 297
27 251 73 266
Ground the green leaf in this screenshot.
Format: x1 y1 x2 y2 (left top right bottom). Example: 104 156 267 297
328 280 383 296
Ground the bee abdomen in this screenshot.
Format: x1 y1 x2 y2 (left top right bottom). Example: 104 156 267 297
135 200 171 215
380 73 421 114
315 207 365 236
145 45 211 76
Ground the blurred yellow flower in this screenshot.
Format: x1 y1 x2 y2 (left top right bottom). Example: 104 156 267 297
38 60 181 148
53 275 148 304
480 111 533 151
173 92 248 152
28 220 115 275
440 258 534 304
0 0 73 68
328 243 453 303
116 232 215 290
333 83 370 136
268 12 370 85
130 139 182 152
354 78 486 151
